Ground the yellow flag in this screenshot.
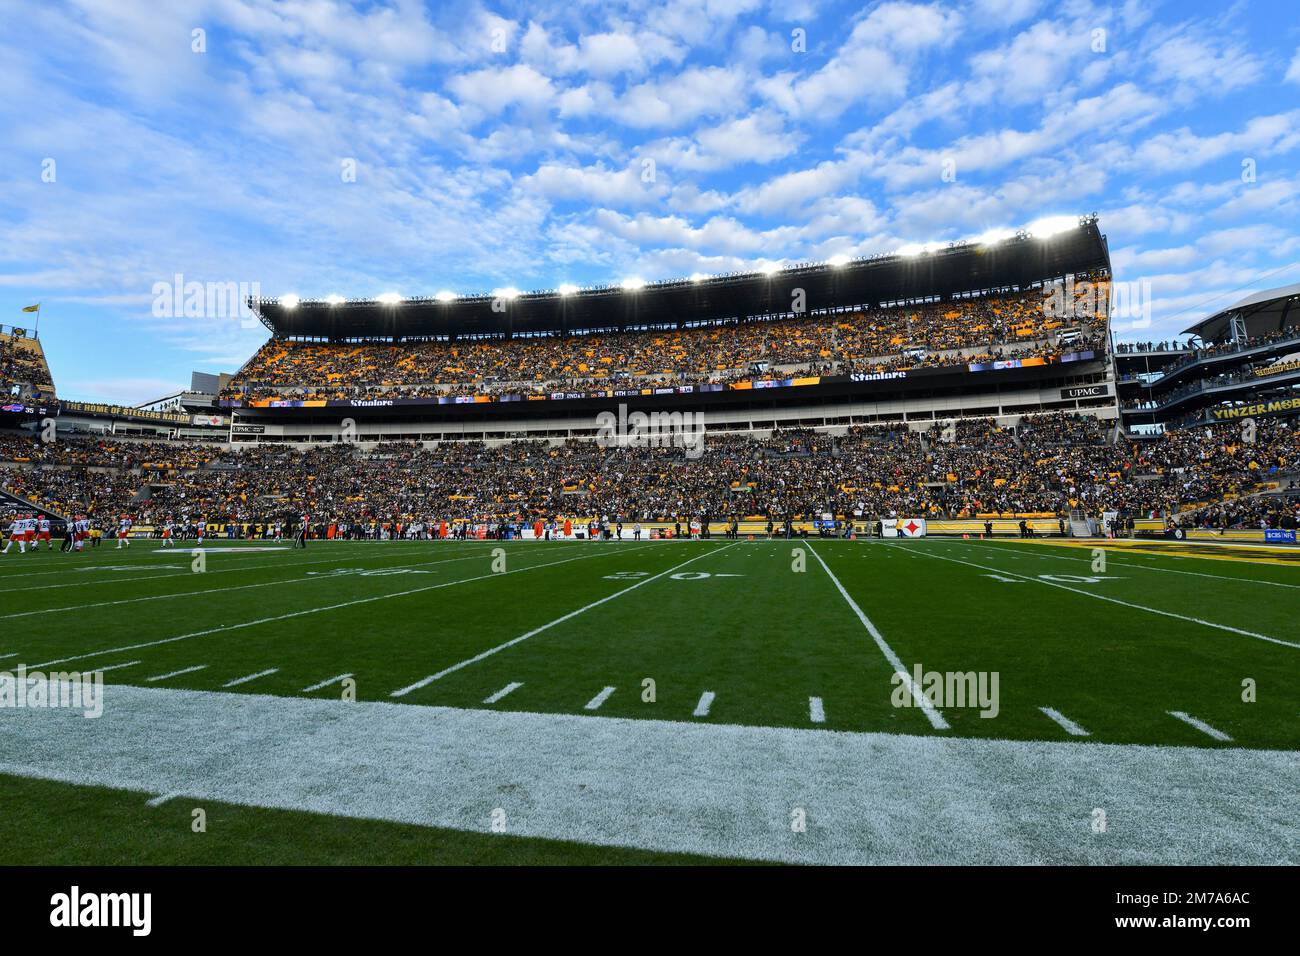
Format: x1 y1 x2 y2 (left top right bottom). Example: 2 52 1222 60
21 304 39 312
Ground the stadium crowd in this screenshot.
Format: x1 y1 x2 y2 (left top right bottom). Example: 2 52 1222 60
3 411 1297 538
222 286 1106 404
1 333 54 398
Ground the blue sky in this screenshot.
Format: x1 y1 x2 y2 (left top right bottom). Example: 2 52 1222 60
2 0 1299 404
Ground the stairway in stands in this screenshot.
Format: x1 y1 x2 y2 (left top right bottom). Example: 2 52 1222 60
0 485 67 522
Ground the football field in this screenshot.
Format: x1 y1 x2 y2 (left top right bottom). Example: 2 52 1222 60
1 535 1297 864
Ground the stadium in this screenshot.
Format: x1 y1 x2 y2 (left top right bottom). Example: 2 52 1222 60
2 216 1297 875
5 5 1300 930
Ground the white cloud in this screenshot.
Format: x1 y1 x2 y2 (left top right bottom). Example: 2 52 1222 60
446 64 556 116
1286 47 1300 84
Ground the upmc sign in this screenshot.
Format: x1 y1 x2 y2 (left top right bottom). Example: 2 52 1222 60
1061 384 1108 399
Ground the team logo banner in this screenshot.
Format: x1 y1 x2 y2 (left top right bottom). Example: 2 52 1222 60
880 518 927 538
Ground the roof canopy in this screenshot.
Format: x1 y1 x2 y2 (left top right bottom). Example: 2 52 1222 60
254 220 1110 341
1183 283 1300 342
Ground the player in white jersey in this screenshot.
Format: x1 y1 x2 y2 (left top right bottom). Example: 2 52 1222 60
160 518 176 547
116 515 133 548
2 513 27 554
34 515 52 550
74 516 90 551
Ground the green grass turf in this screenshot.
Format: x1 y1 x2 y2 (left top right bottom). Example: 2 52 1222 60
1 535 1297 862
0 772 746 865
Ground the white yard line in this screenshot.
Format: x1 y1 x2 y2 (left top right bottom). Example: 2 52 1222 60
2 684 1295 865
145 792 180 808
390 542 739 698
0 652 17 661
5 569 192 592
482 682 523 704
901 545 1300 651
808 696 826 723
1168 710 1233 742
805 542 949 730
0 547 535 620
300 673 353 693
27 544 656 670
91 660 142 673
951 539 1300 590
146 664 208 682
0 540 501 581
1039 706 1090 737
222 668 279 688
584 686 616 710
693 691 715 717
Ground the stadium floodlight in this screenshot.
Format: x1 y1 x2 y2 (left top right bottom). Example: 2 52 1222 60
281 294 300 309
760 262 782 276
689 272 707 283
621 277 646 291
557 283 579 296
973 228 1015 247
325 294 344 306
434 290 457 302
897 241 944 257
1026 216 1077 239
493 287 521 300
827 254 850 267
377 292 402 305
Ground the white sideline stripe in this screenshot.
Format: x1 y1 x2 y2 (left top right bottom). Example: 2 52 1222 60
1168 710 1233 742
585 686 616 710
0 539 504 582
952 539 1300 590
94 660 141 673
146 665 208 682
0 652 17 660
1039 707 1090 737
390 542 738 697
0 540 517 592
222 668 279 688
902 545 1300 651
809 696 826 723
483 682 523 704
145 792 180 807
28 544 655 670
301 673 353 693
0 547 529 619
2 684 1296 865
805 542 949 730
693 691 715 717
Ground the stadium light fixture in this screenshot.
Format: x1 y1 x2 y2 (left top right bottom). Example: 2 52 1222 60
621 277 646 291
325 294 344 306
760 262 782 276
1026 216 1076 239
377 292 402 305
973 228 1015 247
827 254 850 267
493 287 521 300
689 272 707 283
281 294 300 309
557 283 579 296
897 242 944 257
434 290 457 302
